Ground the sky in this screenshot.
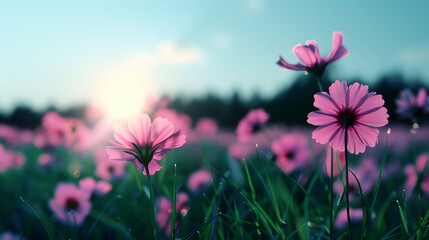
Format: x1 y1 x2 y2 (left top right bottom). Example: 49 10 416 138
1 1 429 118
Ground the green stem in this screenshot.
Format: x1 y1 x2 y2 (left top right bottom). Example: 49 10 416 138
330 147 334 240
345 127 353 240
145 165 158 240
314 74 324 92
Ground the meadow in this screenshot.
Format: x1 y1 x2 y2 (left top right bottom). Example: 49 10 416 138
2 32 429 240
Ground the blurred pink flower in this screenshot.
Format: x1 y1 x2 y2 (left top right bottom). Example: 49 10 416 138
334 158 378 200
38 153 55 166
334 208 362 229
155 108 191 133
94 148 126 181
187 169 212 193
396 88 429 121
271 133 310 173
107 113 186 175
307 80 389 154
49 183 91 226
79 177 112 197
277 32 349 77
405 154 429 197
325 147 345 177
0 145 25 172
157 193 189 236
236 109 269 141
0 231 25 240
195 118 218 137
0 124 33 146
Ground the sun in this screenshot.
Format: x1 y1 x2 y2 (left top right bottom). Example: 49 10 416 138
91 74 148 121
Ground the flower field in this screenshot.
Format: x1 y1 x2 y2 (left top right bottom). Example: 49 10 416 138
2 31 429 240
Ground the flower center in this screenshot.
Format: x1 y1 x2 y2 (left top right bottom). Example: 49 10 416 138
251 123 262 134
286 151 295 160
108 166 115 174
65 198 79 210
339 111 355 127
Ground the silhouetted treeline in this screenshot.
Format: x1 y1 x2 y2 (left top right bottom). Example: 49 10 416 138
169 73 429 128
0 73 428 130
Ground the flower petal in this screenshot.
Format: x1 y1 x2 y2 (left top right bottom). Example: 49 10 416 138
277 56 307 71
312 123 342 145
329 80 348 109
128 113 151 146
357 107 389 127
293 44 317 68
307 111 338 126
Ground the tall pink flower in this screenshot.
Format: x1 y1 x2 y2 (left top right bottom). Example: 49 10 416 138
49 183 91 226
107 113 186 175
277 32 349 76
307 80 389 154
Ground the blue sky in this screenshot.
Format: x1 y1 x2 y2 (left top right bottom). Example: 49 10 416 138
1 0 429 115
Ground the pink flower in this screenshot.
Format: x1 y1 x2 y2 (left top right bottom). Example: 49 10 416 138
38 153 55 166
325 147 345 177
334 208 362 229
156 193 189 236
271 133 310 173
236 109 269 141
155 108 191 133
0 231 25 240
396 88 429 121
307 80 389 154
277 32 349 76
79 177 112 197
0 145 25 172
195 118 218 137
187 169 212 193
107 113 186 175
404 154 429 198
49 183 91 226
94 148 126 181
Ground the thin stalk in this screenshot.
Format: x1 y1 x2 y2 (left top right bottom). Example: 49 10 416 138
145 165 158 240
313 74 324 92
345 126 353 240
330 147 334 240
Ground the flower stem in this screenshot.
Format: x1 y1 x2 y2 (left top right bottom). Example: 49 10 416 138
344 127 353 240
145 165 158 240
314 75 324 92
330 147 334 240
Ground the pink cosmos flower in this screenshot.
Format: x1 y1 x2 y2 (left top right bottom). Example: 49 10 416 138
187 169 212 193
334 208 362 229
236 109 269 141
325 147 345 177
94 148 126 181
155 108 191 134
404 154 429 198
307 80 389 154
195 118 218 137
49 183 91 226
0 145 25 172
277 32 349 76
156 193 189 236
0 232 25 240
107 113 186 175
396 88 429 121
271 133 311 173
79 177 112 198
38 153 55 166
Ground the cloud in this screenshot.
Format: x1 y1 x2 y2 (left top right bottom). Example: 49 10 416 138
398 45 429 65
157 41 205 65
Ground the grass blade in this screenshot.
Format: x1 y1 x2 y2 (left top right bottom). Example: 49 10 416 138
20 196 54 240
